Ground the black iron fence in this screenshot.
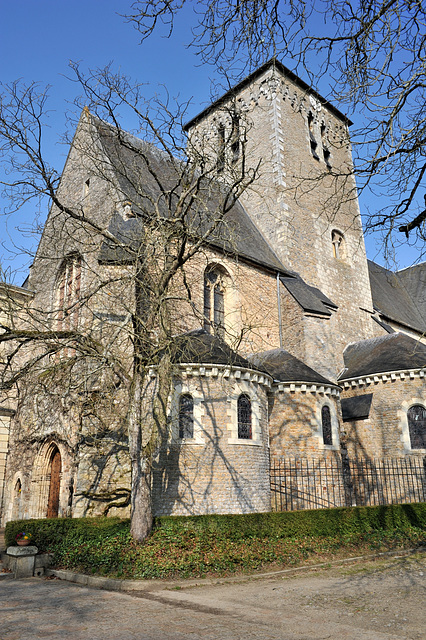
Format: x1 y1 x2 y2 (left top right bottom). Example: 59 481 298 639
270 455 426 511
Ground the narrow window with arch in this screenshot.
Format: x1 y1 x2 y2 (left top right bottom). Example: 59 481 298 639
321 405 333 445
179 394 194 439
57 254 82 331
203 268 226 338
308 112 319 160
237 394 252 439
331 230 345 260
407 405 426 449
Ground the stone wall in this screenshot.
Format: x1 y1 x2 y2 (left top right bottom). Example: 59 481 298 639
341 372 426 458
151 365 272 516
268 385 342 459
186 63 380 379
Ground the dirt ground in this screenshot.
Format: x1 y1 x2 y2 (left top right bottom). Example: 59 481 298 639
1 552 425 639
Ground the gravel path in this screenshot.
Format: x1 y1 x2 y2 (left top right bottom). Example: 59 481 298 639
0 553 424 639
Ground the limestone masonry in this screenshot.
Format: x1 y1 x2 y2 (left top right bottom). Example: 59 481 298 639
1 60 425 524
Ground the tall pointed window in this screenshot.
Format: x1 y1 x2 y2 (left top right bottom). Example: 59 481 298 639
179 394 194 439
237 394 252 439
203 268 226 338
321 405 333 445
407 405 426 449
56 254 82 331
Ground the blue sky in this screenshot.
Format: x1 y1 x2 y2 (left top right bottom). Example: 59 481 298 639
0 1 421 282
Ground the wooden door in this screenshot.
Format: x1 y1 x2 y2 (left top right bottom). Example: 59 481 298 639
47 449 61 518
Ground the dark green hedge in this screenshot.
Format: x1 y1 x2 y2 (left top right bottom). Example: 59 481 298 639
5 516 130 549
6 503 425 549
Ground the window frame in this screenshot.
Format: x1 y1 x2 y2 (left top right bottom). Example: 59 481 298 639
407 404 426 450
178 393 194 440
203 267 228 338
56 253 82 331
237 393 252 440
331 229 346 260
170 382 205 445
315 401 340 450
321 404 333 446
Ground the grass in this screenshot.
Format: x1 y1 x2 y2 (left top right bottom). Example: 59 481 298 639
5 504 425 580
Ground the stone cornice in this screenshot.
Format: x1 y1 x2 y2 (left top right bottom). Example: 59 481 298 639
148 363 273 389
273 381 340 396
340 368 426 389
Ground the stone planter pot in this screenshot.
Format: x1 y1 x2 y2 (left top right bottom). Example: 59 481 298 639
16 539 31 546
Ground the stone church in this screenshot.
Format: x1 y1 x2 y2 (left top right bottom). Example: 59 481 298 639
1 60 425 525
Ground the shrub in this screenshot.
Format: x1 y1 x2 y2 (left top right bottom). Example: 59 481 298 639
5 503 425 579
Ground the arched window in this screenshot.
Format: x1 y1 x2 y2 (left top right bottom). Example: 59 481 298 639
56 254 82 331
203 268 226 338
237 394 252 439
179 394 194 439
307 112 319 160
407 405 426 449
331 230 345 260
321 405 333 445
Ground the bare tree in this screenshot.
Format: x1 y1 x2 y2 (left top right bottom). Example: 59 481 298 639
127 0 426 258
0 66 258 540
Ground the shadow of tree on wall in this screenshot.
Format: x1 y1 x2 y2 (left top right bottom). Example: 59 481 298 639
152 375 270 516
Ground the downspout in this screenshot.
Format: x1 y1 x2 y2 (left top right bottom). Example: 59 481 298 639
277 272 283 349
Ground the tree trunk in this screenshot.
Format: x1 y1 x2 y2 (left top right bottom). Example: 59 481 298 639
128 370 153 541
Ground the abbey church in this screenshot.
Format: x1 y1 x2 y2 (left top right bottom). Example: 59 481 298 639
1 59 425 524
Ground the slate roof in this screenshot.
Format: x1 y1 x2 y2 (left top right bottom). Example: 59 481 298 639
94 118 291 274
340 333 426 380
341 394 373 422
396 262 426 322
280 275 337 317
368 260 425 333
159 329 266 372
248 348 336 386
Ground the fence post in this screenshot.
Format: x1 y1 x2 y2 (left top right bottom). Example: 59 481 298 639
341 450 355 507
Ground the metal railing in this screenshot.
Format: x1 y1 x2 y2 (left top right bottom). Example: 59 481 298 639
270 455 426 511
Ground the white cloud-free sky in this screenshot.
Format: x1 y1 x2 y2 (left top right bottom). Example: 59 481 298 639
0 0 421 282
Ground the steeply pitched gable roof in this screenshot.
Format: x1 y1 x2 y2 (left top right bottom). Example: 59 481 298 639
340 333 426 380
396 262 426 323
94 118 291 274
368 260 425 333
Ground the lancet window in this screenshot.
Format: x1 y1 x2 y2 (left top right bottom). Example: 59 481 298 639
407 405 426 449
203 268 226 338
237 394 252 439
56 254 82 331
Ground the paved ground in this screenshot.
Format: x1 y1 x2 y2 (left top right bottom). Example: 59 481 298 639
0 553 425 639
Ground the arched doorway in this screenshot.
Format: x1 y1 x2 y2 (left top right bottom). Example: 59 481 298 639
46 446 61 518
